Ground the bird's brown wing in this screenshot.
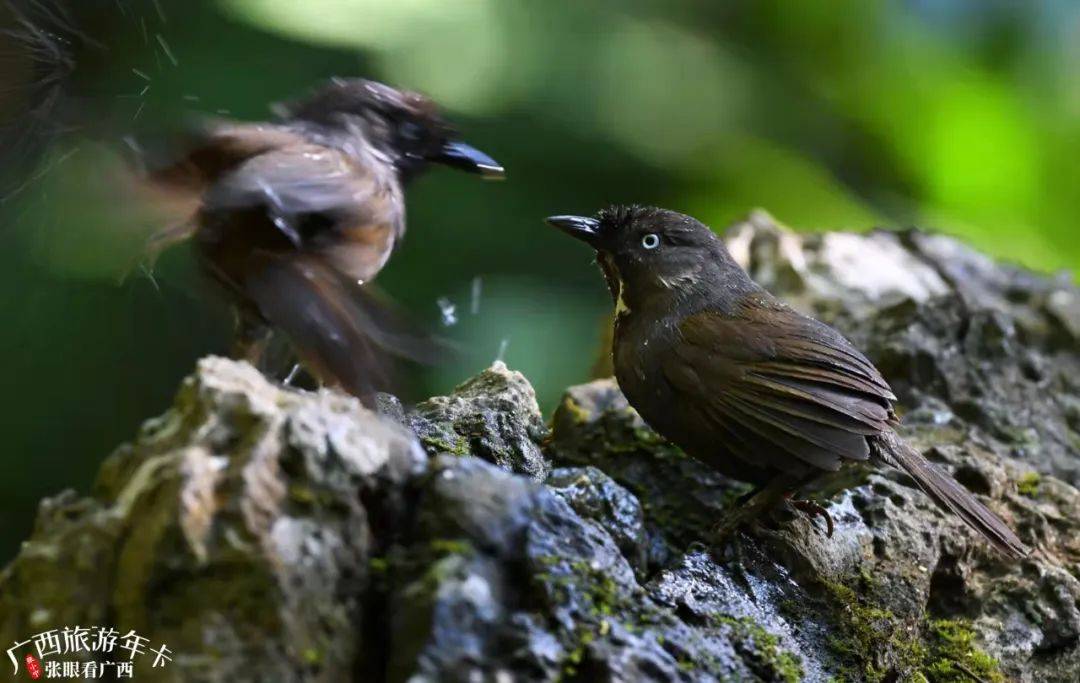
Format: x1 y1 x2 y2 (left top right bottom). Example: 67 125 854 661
144 121 308 194
139 122 313 261
201 144 404 283
662 302 896 474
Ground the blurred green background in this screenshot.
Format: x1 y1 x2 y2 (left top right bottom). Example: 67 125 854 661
1 0 1078 561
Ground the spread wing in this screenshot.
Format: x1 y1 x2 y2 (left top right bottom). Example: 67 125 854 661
202 144 404 283
135 122 315 264
662 300 896 473
142 121 308 194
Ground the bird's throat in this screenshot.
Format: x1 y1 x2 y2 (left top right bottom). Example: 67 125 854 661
615 285 631 317
598 252 630 317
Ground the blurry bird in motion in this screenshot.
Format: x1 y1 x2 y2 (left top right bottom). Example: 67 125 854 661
547 206 1029 559
140 78 505 401
0 3 505 402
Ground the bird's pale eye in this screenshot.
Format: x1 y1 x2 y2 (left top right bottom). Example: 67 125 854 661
641 233 660 250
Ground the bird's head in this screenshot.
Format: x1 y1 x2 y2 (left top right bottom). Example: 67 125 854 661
278 78 504 182
547 205 745 314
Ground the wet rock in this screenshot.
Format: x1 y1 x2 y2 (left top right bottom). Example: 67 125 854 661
3 215 1079 682
523 487 806 682
417 455 541 558
648 550 818 681
546 466 647 574
549 379 749 571
408 361 550 480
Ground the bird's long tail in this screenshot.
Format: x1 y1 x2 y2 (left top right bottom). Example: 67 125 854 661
873 430 1029 559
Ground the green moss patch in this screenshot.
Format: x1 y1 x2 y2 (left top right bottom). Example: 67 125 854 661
1016 471 1040 497
922 619 1005 683
711 615 803 683
822 580 1004 682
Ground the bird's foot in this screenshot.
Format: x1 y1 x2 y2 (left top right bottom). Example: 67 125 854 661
707 482 788 550
786 498 834 538
706 498 779 558
705 515 760 563
707 504 756 548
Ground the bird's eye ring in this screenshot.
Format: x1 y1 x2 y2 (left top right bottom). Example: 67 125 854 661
641 233 660 250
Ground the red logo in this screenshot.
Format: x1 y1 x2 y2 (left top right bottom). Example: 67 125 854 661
24 654 41 680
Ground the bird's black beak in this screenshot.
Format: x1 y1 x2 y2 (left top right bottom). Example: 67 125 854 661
431 141 505 180
546 215 601 247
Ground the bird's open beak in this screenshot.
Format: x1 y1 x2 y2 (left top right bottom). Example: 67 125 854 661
431 141 505 180
545 215 601 247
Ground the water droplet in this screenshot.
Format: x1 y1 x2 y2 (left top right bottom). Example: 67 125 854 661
436 297 458 326
470 276 482 315
284 364 302 386
155 33 178 67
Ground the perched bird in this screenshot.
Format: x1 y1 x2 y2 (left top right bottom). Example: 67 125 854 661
144 78 504 400
547 206 1029 558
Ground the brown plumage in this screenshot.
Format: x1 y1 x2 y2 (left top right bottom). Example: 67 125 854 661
547 205 1029 558
142 78 504 401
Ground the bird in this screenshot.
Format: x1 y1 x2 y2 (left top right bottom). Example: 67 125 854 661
140 77 505 401
546 205 1029 558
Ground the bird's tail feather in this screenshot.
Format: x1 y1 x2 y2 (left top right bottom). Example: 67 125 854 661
874 430 1029 559
245 251 448 403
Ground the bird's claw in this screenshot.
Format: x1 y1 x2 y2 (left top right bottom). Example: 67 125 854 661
789 499 834 537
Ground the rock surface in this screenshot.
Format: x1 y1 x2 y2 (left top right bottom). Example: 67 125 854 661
2 214 1078 682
